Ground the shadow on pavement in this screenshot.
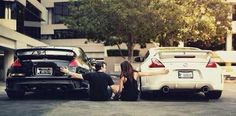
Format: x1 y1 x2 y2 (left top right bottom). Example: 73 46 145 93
139 92 210 102
0 91 89 101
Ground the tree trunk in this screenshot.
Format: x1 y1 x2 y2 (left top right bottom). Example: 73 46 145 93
127 35 134 62
116 43 126 59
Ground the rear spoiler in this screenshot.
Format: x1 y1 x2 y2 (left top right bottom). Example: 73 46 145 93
15 48 77 60
16 48 75 55
156 50 213 59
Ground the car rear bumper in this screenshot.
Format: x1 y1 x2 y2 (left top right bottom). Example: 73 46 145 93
5 77 89 92
141 81 224 92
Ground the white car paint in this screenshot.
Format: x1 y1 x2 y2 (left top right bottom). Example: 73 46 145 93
137 47 224 99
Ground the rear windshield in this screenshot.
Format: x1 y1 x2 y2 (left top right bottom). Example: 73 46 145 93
16 49 75 56
158 51 210 59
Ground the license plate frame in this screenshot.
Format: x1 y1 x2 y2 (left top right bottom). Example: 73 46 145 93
178 71 193 79
36 67 53 75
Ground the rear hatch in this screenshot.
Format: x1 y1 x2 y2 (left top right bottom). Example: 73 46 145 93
158 50 213 68
11 48 76 77
154 50 216 79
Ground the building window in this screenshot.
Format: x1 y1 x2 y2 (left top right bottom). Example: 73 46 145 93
24 27 41 39
52 2 69 24
11 2 17 19
25 1 41 21
0 1 5 18
52 29 85 39
16 2 25 34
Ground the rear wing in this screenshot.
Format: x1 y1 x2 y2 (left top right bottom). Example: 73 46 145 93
15 48 76 60
156 50 213 59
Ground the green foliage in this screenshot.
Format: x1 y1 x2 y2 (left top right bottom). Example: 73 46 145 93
63 0 231 60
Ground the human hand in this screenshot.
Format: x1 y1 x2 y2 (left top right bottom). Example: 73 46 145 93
60 66 69 74
163 69 169 74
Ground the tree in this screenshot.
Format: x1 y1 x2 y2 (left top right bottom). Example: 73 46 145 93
63 0 160 61
63 0 231 61
151 0 231 47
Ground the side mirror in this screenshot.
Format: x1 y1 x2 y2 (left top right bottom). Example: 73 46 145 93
134 56 144 62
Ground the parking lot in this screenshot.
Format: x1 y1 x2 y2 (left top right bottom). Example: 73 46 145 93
0 81 236 116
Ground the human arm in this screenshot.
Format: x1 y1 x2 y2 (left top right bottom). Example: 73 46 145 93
118 76 125 93
137 69 169 77
107 75 119 93
60 67 84 80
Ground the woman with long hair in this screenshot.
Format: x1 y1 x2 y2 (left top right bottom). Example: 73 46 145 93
118 61 169 101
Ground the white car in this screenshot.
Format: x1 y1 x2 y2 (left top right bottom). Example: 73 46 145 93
135 47 224 99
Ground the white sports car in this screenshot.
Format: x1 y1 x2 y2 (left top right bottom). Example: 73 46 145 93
135 47 224 99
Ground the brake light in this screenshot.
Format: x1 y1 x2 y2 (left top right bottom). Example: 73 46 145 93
149 58 165 68
11 59 22 67
69 59 78 67
206 60 217 68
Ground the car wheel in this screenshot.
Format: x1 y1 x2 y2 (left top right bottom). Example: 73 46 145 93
6 91 25 99
205 91 222 99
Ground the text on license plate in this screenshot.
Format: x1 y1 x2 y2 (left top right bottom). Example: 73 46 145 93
178 71 193 78
36 67 53 75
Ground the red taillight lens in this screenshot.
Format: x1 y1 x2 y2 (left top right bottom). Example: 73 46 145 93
69 59 78 67
206 60 217 68
11 59 22 67
149 58 165 68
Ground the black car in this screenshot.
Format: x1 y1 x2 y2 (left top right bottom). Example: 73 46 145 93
5 46 95 99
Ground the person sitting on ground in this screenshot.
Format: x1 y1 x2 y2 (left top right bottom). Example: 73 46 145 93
60 61 118 101
118 61 169 101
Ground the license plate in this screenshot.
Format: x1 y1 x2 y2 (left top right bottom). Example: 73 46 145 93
36 67 53 75
178 71 193 79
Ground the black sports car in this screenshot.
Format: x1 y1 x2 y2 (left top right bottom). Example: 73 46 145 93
5 46 95 99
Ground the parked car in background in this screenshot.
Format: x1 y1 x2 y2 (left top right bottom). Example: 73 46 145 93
6 46 95 99
135 47 224 99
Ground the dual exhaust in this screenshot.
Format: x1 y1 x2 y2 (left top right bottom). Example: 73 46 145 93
162 86 170 93
201 86 209 93
161 86 209 93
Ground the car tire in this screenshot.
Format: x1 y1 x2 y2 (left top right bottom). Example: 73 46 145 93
6 91 25 99
205 91 222 99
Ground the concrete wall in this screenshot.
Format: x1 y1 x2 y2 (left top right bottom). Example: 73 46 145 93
104 57 141 73
17 0 47 21
0 19 16 30
0 25 48 49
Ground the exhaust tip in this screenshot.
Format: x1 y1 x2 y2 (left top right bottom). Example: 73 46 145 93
201 86 209 93
162 86 170 94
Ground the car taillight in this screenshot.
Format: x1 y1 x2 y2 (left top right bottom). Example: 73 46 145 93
11 59 22 68
69 59 78 67
149 58 165 68
206 60 217 68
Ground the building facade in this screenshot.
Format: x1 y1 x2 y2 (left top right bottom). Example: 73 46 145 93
0 0 48 81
